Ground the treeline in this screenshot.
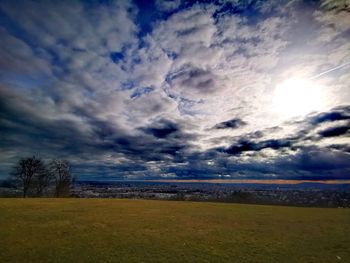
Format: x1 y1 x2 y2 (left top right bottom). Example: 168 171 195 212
7 156 74 197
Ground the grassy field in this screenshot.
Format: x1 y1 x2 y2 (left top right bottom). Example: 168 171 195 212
0 199 349 263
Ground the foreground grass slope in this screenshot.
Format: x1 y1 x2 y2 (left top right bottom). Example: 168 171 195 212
0 199 349 263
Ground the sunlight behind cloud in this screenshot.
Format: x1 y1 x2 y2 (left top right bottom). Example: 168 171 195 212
271 78 327 119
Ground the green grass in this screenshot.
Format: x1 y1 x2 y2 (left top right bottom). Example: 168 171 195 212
0 199 349 263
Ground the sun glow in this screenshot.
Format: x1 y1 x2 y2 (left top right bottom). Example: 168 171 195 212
272 77 326 118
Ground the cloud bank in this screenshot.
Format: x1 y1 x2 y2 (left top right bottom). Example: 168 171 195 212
0 0 349 180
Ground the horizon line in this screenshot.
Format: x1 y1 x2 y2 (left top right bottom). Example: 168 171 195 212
78 179 350 184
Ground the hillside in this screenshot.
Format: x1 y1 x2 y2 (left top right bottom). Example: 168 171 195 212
0 199 349 262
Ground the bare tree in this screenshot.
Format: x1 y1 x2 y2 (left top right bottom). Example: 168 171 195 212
49 159 72 197
9 156 47 197
32 165 51 197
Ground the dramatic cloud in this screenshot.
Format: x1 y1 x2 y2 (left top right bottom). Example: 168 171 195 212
213 118 247 129
0 0 349 180
319 126 349 137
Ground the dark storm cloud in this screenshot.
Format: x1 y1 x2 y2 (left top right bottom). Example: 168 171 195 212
318 126 349 137
273 147 350 179
309 106 350 125
281 106 350 142
219 138 292 155
195 106 350 179
141 119 179 138
95 122 193 161
0 91 195 179
0 85 193 169
164 145 350 180
213 118 247 129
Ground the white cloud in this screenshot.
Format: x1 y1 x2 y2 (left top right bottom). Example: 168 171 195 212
155 0 181 12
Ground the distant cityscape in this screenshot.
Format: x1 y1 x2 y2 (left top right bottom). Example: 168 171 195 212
2 180 350 207
72 181 350 208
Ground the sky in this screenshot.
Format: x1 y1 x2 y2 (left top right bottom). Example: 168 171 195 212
0 0 349 181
